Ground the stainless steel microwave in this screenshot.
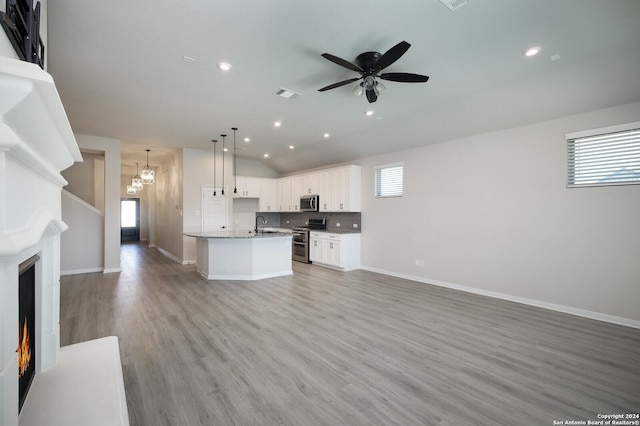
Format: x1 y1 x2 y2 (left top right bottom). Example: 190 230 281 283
300 194 319 212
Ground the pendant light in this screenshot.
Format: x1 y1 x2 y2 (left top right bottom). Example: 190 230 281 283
141 149 155 184
132 162 143 190
211 139 217 196
232 127 238 194
127 175 136 194
220 134 226 195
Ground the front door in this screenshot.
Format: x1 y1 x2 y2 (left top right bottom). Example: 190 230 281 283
121 198 140 241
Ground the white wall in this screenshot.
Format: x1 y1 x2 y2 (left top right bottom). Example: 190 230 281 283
154 150 184 262
61 152 103 207
74 134 121 273
61 191 104 274
359 101 640 325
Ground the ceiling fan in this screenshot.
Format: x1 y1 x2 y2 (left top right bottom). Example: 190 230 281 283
318 41 429 103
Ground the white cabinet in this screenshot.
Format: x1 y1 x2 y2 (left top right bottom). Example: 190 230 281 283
233 176 277 211
309 231 361 271
277 177 292 211
277 176 303 211
317 166 361 212
334 166 361 212
234 176 261 198
276 165 361 212
318 170 335 212
291 176 303 211
302 173 320 195
309 232 323 262
258 179 277 212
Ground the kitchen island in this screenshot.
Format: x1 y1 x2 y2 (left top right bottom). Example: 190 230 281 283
184 230 293 280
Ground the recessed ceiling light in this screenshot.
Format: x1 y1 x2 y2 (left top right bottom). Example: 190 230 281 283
289 145 295 150
244 137 250 142
264 153 269 158
183 56 196 63
365 110 375 116
522 46 542 57
274 121 282 127
217 62 232 71
323 133 330 138
223 147 229 152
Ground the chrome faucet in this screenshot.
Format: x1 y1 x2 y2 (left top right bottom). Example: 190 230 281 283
255 215 266 233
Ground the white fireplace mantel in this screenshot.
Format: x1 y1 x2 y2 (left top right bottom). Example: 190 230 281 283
0 56 82 426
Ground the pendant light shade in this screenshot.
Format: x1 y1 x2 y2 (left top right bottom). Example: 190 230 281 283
232 127 238 194
132 162 143 190
141 149 155 184
127 175 136 194
212 139 217 196
220 134 226 195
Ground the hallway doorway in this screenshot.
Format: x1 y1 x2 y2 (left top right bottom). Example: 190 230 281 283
121 198 140 242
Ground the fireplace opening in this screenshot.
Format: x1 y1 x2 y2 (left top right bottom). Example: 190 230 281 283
18 255 39 412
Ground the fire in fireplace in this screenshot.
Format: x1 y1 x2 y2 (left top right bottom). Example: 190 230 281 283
18 255 38 412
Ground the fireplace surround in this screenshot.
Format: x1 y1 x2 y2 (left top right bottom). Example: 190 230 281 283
0 56 81 426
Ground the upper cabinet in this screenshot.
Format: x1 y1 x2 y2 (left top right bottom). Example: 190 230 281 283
276 177 293 211
258 179 277 212
302 173 320 195
334 166 361 212
317 165 361 212
257 165 362 213
234 176 261 198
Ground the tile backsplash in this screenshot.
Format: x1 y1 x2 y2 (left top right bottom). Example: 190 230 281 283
257 212 362 232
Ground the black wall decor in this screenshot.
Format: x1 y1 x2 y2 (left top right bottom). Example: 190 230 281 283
0 0 45 69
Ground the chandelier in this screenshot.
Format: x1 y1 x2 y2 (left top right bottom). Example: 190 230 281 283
141 149 155 184
132 162 143 190
126 175 136 194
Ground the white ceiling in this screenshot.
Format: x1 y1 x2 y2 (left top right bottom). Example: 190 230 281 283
47 0 640 175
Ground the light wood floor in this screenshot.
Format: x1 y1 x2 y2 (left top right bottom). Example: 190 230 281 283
60 242 640 426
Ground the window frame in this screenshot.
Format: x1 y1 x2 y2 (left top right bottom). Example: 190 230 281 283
374 162 404 198
566 122 640 188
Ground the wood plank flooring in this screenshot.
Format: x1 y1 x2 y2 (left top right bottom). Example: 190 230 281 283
60 242 640 426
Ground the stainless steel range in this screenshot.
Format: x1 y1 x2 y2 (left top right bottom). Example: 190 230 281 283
292 218 326 263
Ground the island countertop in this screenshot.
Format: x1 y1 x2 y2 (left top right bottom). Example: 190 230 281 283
184 230 292 239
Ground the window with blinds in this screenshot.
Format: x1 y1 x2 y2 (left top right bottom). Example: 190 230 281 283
375 163 403 197
567 126 640 187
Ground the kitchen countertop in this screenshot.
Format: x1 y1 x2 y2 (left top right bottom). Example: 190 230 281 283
184 230 292 239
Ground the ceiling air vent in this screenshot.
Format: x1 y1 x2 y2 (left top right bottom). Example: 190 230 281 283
275 88 301 99
439 0 471 11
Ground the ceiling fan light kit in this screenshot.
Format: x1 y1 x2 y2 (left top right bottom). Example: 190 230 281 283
318 41 429 103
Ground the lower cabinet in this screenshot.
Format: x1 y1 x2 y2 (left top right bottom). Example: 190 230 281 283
309 232 361 271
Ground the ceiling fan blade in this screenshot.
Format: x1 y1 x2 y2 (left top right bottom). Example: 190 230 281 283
375 41 411 71
318 77 361 92
365 89 378 103
379 72 430 83
321 53 363 73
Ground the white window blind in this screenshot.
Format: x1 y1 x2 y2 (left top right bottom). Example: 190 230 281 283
567 127 640 187
375 163 403 197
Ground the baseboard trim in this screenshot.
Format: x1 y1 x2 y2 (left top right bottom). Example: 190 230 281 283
361 266 640 330
61 267 103 276
157 247 183 264
103 267 122 274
